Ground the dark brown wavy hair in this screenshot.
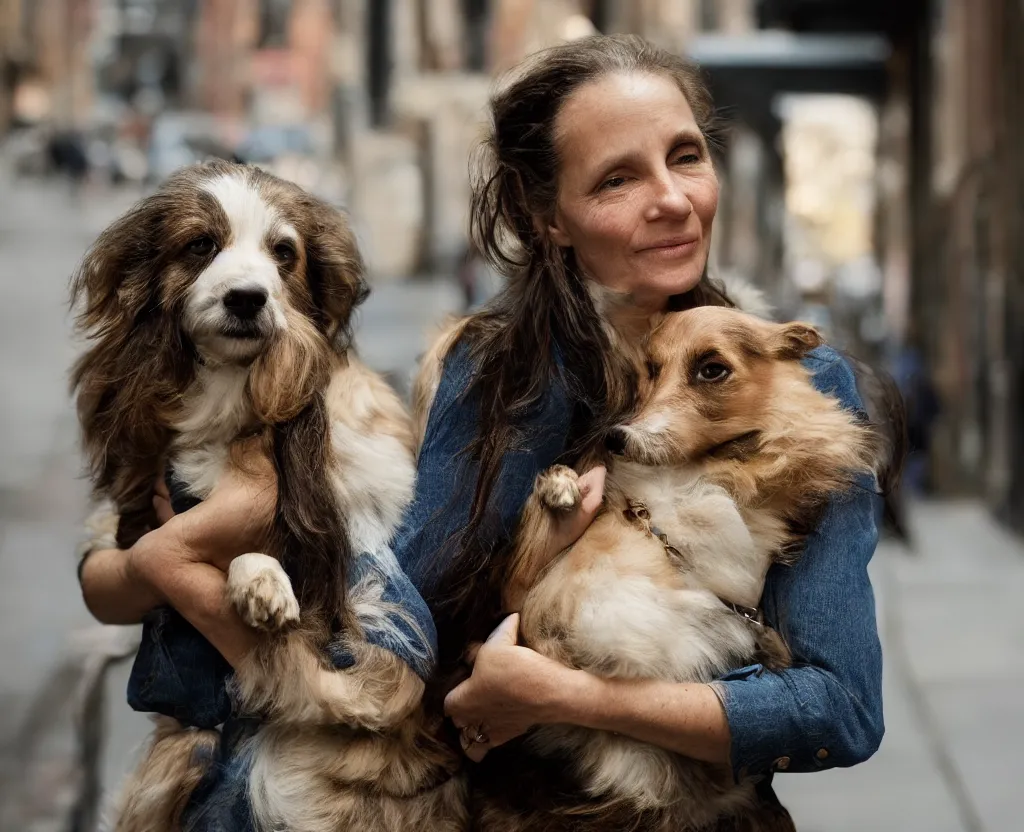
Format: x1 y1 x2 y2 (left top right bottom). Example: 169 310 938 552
429 34 733 670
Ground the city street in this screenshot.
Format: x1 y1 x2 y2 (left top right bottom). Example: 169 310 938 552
0 171 1020 831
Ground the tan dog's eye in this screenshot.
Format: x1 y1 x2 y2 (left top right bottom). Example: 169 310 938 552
696 362 731 382
646 360 661 380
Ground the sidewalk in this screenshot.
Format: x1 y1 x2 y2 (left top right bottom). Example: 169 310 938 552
776 500 1023 832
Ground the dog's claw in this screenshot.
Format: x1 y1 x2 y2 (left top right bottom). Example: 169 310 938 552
227 553 301 631
536 465 582 512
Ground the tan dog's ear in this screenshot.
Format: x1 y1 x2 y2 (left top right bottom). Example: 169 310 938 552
774 322 823 359
302 198 369 347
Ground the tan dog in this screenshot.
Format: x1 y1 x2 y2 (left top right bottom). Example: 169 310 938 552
477 308 887 832
72 161 465 832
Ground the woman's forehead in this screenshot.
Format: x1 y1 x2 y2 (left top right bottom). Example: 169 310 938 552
554 72 699 165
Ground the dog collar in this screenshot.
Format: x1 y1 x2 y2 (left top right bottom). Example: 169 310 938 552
623 500 764 628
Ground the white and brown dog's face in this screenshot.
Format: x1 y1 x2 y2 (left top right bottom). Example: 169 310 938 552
71 160 368 447
606 307 823 465
74 159 366 361
180 172 301 362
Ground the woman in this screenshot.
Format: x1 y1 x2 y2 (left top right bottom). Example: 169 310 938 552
397 32 884 802
80 32 883 827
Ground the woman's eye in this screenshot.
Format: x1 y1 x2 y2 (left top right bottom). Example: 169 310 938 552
675 152 701 165
185 236 217 257
696 362 730 382
274 241 297 263
601 176 627 190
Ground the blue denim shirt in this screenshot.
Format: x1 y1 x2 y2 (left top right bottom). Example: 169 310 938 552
394 342 885 782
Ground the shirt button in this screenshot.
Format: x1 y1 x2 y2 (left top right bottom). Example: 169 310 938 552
772 756 791 771
816 748 829 761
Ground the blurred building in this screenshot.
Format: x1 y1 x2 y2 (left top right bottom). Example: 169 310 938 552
910 0 1024 529
3 0 1023 531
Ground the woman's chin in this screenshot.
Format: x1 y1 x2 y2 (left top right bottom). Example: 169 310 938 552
644 270 704 301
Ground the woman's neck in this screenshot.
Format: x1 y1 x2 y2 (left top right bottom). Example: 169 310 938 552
585 282 663 355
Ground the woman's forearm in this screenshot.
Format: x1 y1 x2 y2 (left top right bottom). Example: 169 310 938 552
81 532 260 668
153 559 260 668
80 546 163 625
563 673 732 766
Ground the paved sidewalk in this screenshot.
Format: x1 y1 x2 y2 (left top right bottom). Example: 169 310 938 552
777 501 1023 832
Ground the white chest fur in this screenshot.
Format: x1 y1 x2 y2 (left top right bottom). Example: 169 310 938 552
171 364 253 498
611 462 770 610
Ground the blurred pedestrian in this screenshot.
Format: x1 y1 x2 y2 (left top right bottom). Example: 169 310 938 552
46 129 90 197
891 339 940 495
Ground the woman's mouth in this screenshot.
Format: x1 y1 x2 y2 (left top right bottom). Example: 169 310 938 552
640 238 699 257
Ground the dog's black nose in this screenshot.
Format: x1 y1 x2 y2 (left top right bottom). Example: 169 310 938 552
605 427 628 455
223 287 268 320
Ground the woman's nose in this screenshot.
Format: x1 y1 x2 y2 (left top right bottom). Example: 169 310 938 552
644 175 693 221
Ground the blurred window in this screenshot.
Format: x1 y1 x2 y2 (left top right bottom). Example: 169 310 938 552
700 0 718 32
258 0 291 48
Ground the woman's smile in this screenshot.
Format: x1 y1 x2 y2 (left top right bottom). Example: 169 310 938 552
637 236 700 257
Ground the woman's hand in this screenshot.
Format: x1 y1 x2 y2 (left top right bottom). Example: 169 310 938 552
444 614 587 762
547 465 606 556
504 465 606 613
152 473 176 526
137 449 277 579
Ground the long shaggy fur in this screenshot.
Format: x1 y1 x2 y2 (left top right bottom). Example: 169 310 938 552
71 161 465 831
111 718 220 832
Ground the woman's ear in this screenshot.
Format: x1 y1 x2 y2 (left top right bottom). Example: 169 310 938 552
544 208 572 248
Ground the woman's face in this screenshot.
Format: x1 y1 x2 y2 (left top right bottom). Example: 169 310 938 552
549 72 719 311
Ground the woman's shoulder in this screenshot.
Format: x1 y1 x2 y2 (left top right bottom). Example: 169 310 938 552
420 328 573 442
802 344 866 414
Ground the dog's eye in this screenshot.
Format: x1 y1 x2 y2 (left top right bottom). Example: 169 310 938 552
185 236 217 257
184 236 218 257
696 362 731 382
274 241 297 264
646 360 661 380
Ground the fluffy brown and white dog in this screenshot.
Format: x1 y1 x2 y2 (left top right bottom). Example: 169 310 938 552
472 307 891 832
71 160 465 832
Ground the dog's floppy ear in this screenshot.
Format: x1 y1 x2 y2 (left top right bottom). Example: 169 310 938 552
70 198 158 331
302 198 369 347
773 322 823 360
70 193 194 527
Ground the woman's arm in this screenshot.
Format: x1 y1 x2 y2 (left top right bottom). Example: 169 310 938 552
444 614 731 764
79 461 276 667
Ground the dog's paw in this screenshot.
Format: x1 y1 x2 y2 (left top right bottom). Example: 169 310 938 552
227 553 300 631
535 465 581 512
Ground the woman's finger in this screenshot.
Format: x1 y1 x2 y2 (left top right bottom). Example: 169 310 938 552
153 492 175 527
154 471 171 501
551 466 605 551
443 682 466 718
486 613 520 645
465 741 490 762
577 465 606 515
465 641 483 665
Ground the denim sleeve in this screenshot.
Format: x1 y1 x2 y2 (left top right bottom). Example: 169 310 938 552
126 476 233 728
714 346 885 780
394 342 572 603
